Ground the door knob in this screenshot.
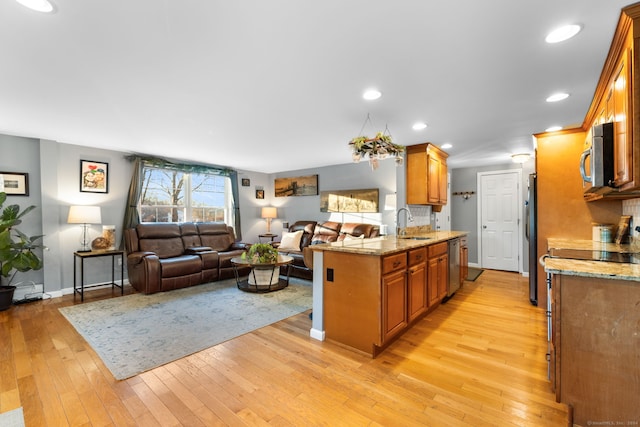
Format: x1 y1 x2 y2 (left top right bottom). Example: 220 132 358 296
483 225 487 229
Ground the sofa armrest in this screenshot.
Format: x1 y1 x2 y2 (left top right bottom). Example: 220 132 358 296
126 252 161 294
302 246 314 270
230 242 250 251
127 251 157 265
185 246 214 254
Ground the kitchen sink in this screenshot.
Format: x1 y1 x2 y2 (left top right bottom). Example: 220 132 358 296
399 236 432 240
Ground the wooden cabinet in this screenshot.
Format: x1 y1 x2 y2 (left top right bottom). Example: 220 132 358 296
322 241 456 356
406 143 449 207
427 242 448 305
550 274 640 425
407 247 427 322
460 236 468 285
583 5 640 198
382 253 407 343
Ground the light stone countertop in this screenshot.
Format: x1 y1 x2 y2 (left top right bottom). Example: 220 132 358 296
309 231 468 256
544 238 640 282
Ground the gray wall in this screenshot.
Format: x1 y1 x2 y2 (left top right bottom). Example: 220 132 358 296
3 130 532 295
1 133 404 295
451 161 535 269
0 134 43 286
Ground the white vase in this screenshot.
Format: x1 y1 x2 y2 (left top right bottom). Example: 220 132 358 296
248 266 280 287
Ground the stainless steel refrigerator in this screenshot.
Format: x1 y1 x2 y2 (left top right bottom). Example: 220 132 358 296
526 173 537 306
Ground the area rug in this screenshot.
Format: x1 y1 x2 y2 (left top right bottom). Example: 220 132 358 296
59 277 312 380
466 267 484 281
0 407 25 427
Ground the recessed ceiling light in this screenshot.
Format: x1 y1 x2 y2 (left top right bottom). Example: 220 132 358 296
15 0 54 12
441 143 452 150
545 125 562 132
412 122 427 131
545 24 582 43
511 153 531 164
363 89 382 100
546 93 569 103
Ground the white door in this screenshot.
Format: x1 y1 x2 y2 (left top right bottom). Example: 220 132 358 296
435 173 451 231
479 170 520 272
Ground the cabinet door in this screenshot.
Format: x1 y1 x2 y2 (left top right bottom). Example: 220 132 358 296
406 146 428 205
427 257 439 306
460 244 468 285
437 254 449 299
427 155 441 204
382 269 407 343
613 51 632 188
407 261 427 322
439 160 448 205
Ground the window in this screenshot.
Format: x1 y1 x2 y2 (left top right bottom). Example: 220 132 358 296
139 166 233 224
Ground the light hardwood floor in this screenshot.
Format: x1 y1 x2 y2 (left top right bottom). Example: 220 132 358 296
0 270 569 426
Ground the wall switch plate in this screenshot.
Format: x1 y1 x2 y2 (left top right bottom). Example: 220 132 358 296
326 268 334 282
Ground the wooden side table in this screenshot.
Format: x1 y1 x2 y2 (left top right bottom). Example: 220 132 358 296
73 250 124 302
258 233 278 243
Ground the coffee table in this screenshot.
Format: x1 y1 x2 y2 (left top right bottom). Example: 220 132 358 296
231 254 294 293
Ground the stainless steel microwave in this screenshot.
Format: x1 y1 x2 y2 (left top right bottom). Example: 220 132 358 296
579 122 615 192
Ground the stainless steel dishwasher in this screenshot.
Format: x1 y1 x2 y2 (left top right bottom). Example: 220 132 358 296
447 238 460 297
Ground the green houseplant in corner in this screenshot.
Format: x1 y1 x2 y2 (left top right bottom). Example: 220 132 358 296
0 192 45 311
242 242 280 287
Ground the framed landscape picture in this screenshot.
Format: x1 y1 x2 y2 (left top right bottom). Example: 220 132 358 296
0 171 29 196
320 188 379 213
275 174 318 197
80 160 109 193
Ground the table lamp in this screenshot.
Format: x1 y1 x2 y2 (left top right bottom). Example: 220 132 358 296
261 207 277 234
68 205 102 252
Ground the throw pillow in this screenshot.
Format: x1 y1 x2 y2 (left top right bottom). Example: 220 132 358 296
342 234 365 241
279 230 304 251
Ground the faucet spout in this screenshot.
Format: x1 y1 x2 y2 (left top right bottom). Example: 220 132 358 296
396 207 414 236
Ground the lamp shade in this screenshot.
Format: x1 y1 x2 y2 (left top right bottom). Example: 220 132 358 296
67 205 102 224
384 194 397 211
261 207 277 219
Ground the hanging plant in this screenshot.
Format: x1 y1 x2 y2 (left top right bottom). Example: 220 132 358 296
349 131 405 170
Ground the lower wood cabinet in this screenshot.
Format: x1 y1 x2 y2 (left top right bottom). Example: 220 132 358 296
407 247 428 322
460 236 468 284
551 274 639 425
323 245 436 357
428 242 448 305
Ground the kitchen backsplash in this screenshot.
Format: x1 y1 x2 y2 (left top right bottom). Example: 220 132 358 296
622 198 640 238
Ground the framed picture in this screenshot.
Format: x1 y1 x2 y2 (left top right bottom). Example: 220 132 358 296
275 174 318 197
256 189 265 199
0 171 29 196
320 188 379 213
241 178 250 187
80 160 109 193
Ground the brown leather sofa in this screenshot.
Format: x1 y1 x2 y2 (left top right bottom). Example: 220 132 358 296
124 222 249 294
276 220 380 280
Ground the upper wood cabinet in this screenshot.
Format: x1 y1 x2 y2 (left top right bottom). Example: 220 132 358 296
406 143 449 207
583 4 640 198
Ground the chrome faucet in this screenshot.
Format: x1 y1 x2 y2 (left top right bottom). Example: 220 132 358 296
396 207 414 236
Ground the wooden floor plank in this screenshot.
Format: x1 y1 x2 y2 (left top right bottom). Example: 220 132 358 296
0 270 570 426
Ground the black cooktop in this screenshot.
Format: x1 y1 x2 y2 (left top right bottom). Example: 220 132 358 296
548 248 640 264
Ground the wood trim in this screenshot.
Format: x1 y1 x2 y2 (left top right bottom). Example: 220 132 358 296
582 9 633 130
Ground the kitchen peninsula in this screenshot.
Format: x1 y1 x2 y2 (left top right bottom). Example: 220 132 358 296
543 238 640 426
308 230 467 357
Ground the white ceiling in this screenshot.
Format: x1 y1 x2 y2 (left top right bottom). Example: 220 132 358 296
0 0 633 173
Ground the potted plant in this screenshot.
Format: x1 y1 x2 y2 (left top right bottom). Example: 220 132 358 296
0 192 45 311
242 243 280 286
349 131 405 170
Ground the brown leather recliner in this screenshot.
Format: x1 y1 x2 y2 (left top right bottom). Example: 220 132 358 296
277 220 380 280
124 222 249 294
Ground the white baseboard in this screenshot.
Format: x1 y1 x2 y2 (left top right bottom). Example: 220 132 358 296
309 328 325 341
